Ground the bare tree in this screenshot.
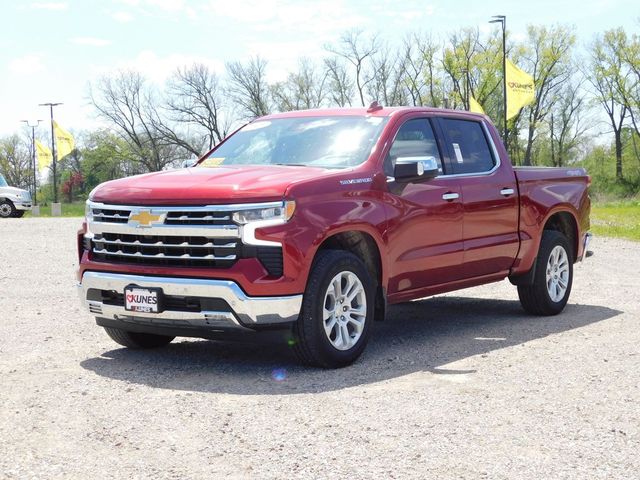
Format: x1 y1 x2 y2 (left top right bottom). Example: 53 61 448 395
324 57 354 107
165 63 233 156
226 56 271 119
366 47 407 106
271 58 328 111
326 30 380 106
89 70 182 172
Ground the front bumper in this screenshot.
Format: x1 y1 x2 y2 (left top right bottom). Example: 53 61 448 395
78 271 302 332
14 201 32 211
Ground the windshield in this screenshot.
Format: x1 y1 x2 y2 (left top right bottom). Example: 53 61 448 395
0 174 7 187
200 116 388 169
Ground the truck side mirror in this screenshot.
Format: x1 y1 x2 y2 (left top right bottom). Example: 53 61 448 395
393 156 440 182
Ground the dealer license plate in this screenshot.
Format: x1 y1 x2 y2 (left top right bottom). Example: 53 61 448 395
124 286 162 313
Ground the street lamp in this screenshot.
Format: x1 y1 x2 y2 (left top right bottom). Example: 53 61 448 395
489 15 507 151
38 102 63 203
20 119 43 205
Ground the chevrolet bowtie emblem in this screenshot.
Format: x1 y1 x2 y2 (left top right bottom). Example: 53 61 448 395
129 210 162 227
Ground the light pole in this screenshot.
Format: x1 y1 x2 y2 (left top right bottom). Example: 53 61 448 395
39 102 63 203
21 119 43 205
490 15 507 151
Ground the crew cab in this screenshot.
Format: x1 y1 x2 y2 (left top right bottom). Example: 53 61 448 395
0 174 32 218
77 106 592 368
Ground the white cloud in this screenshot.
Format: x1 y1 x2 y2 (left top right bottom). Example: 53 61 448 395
8 55 45 75
30 2 68 10
111 11 134 22
70 37 112 47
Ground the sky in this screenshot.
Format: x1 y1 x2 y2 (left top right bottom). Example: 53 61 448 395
1 0 638 137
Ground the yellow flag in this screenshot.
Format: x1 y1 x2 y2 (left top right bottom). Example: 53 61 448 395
36 140 53 172
53 121 75 159
506 59 535 120
469 96 485 114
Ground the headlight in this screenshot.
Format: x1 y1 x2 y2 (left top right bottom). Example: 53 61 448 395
235 201 296 247
233 201 296 224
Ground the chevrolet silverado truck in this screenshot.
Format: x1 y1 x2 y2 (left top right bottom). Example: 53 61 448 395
0 174 32 218
77 106 592 368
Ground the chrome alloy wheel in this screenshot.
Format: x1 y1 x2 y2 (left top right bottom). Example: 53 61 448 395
322 271 367 351
546 245 570 302
0 203 12 217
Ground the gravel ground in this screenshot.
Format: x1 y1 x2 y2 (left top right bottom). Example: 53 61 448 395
0 217 638 479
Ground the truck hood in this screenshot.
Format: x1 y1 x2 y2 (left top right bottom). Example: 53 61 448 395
1 186 29 197
90 165 333 205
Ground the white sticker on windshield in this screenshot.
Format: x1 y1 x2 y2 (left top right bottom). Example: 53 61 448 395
453 143 464 163
242 121 271 132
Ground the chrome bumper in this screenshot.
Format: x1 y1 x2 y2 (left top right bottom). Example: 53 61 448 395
77 271 302 330
15 201 32 211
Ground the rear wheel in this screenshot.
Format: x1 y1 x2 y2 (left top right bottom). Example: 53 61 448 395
518 230 573 316
292 250 374 368
103 326 175 349
0 200 16 218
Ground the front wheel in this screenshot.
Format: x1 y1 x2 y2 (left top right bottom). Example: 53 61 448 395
292 250 374 368
518 230 573 316
0 200 16 218
103 326 175 349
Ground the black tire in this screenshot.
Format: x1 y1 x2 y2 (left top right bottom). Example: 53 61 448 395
103 326 175 349
518 230 573 316
12 210 25 218
0 200 16 218
292 250 375 368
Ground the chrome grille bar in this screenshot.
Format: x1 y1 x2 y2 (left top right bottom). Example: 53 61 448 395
93 237 237 249
93 248 236 261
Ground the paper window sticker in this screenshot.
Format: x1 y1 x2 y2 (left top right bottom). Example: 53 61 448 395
200 157 225 167
452 143 464 163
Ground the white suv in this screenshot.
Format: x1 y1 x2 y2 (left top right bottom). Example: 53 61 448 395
0 174 32 218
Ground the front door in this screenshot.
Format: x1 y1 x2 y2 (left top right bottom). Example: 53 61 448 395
383 116 464 297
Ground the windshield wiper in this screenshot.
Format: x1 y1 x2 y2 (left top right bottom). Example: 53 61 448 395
272 163 309 167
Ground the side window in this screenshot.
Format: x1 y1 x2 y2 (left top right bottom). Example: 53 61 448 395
385 118 443 176
440 118 495 174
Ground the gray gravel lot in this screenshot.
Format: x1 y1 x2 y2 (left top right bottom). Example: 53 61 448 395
0 217 638 479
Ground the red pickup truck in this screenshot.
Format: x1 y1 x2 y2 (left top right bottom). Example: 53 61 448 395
77 106 591 368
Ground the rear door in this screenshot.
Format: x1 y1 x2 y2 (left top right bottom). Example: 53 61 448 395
437 116 519 277
383 115 464 296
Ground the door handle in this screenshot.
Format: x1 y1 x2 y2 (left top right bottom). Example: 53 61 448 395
500 188 515 196
442 192 460 201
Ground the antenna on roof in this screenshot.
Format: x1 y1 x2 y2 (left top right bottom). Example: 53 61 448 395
367 101 383 113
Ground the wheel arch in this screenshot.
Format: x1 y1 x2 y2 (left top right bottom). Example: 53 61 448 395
313 229 387 321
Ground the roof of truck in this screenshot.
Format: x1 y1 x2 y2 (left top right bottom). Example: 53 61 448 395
259 106 486 120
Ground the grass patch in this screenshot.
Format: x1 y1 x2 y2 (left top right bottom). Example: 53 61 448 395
591 199 640 242
25 202 85 218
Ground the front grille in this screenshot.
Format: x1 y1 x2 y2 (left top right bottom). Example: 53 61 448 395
91 233 238 268
86 202 285 276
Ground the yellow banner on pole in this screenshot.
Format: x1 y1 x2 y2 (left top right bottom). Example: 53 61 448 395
469 96 485 114
506 59 535 120
53 121 75 159
35 140 53 172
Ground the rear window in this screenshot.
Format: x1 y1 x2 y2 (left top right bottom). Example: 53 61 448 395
440 119 495 174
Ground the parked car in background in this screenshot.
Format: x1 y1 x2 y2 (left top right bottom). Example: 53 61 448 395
0 174 32 218
77 106 592 368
